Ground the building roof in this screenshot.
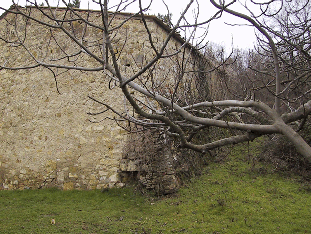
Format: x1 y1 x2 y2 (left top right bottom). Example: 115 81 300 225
1 5 193 50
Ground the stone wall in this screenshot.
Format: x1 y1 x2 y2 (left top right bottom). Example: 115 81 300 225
0 6 215 190
0 66 128 190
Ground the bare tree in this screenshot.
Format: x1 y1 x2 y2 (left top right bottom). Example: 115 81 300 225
1 0 311 162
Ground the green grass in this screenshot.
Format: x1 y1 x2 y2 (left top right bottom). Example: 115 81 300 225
1 143 311 233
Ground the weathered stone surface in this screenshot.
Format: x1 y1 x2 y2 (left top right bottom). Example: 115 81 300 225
63 182 74 190
108 174 119 183
122 130 181 194
120 159 139 172
68 173 78 178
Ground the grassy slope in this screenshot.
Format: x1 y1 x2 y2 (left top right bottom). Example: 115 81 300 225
1 143 311 234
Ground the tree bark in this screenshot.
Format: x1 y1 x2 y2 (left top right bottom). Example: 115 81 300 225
275 120 311 163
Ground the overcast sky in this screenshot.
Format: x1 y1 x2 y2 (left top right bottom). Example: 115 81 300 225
0 0 257 51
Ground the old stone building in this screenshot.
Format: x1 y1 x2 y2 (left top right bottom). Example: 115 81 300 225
0 5 219 191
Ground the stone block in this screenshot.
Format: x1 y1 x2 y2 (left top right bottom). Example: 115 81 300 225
79 136 87 144
99 176 107 181
20 169 27 174
89 174 97 181
116 182 125 188
68 173 78 178
110 167 119 172
63 182 74 190
108 173 119 183
57 171 64 183
46 161 57 172
93 125 104 131
98 171 108 176
9 169 16 176
63 167 69 172
96 184 106 190
127 160 138 171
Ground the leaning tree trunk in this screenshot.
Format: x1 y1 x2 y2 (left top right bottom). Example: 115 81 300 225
275 120 311 163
